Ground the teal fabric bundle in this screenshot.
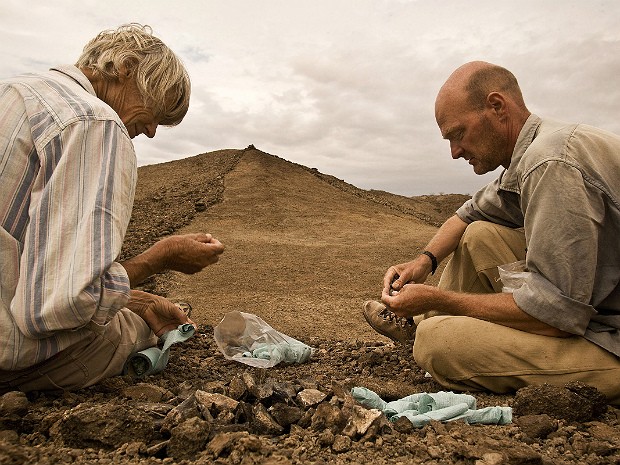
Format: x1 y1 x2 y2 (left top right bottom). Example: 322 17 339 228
242 341 312 364
351 386 512 427
124 323 196 377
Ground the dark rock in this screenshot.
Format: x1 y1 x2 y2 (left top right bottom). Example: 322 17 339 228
0 391 29 416
332 434 352 453
513 383 601 422
392 415 415 434
272 381 298 404
161 394 201 434
194 200 207 212
310 402 346 434
317 429 335 447
228 375 247 400
515 414 557 439
565 381 608 417
167 416 211 460
234 400 254 424
297 407 315 428
269 402 302 427
250 403 283 435
49 402 153 448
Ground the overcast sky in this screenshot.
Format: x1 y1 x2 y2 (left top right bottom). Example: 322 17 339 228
2 1 619 196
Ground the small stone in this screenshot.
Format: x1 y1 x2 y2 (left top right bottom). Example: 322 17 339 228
317 429 335 447
228 375 247 400
310 402 346 433
251 403 284 435
477 452 504 465
269 403 302 427
272 382 298 404
342 405 383 438
332 434 352 453
0 391 29 416
392 416 415 434
167 416 211 460
121 383 172 402
515 414 557 439
195 390 239 417
297 408 315 428
161 394 201 434
297 389 327 408
207 431 249 458
0 430 19 443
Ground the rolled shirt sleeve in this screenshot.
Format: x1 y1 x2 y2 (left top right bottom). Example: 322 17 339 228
461 116 620 355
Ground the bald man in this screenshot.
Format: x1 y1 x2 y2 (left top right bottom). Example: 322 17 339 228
363 61 620 405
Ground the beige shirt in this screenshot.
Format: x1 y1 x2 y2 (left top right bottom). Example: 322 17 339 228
457 114 620 357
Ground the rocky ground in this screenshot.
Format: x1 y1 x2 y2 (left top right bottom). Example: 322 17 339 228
1 147 619 465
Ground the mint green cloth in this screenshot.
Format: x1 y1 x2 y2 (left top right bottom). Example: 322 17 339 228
351 387 512 427
124 323 195 377
242 341 312 364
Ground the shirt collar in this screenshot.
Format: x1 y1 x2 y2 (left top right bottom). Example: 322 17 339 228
498 114 542 193
49 65 97 97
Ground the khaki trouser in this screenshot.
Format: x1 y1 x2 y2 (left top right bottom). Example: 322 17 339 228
413 221 620 405
0 309 157 393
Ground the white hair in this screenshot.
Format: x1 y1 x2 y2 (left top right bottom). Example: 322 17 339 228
76 23 190 126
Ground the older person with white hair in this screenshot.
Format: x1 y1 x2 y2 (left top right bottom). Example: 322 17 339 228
0 24 224 392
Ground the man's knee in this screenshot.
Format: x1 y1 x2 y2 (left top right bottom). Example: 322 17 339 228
461 221 504 252
459 221 526 260
414 316 470 378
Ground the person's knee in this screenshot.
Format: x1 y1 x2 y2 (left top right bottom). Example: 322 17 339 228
460 221 500 253
414 316 469 377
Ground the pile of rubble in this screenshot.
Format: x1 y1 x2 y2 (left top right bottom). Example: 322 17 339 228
1 329 619 465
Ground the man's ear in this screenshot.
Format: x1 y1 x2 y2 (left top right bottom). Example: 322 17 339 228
117 63 134 82
486 92 507 117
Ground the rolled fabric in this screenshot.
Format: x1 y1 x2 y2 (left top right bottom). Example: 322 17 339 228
124 324 195 377
351 386 512 427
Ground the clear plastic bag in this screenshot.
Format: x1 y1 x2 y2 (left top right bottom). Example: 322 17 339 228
497 260 528 293
213 311 313 368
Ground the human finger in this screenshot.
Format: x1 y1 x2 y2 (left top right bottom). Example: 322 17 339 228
383 267 399 291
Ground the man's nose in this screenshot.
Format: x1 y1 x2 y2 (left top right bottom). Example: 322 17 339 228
450 141 463 159
144 123 158 138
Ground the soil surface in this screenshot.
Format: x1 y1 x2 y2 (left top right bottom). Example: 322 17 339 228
1 147 619 465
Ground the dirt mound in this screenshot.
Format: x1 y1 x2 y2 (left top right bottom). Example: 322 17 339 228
2 147 619 465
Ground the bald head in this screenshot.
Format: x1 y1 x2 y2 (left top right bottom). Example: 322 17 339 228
436 61 528 120
434 62 532 174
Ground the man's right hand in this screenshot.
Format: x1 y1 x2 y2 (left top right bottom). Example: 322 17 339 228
121 232 225 286
383 256 433 295
156 233 225 274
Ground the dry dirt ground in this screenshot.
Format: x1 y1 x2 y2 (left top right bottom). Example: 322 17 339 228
1 147 619 465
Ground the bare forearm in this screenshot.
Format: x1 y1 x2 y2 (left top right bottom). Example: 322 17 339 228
423 214 468 263
120 242 166 287
431 288 570 337
119 233 225 288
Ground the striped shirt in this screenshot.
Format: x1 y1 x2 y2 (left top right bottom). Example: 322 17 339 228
0 65 136 370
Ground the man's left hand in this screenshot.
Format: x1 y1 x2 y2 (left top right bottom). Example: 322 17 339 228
381 283 439 318
126 290 195 336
